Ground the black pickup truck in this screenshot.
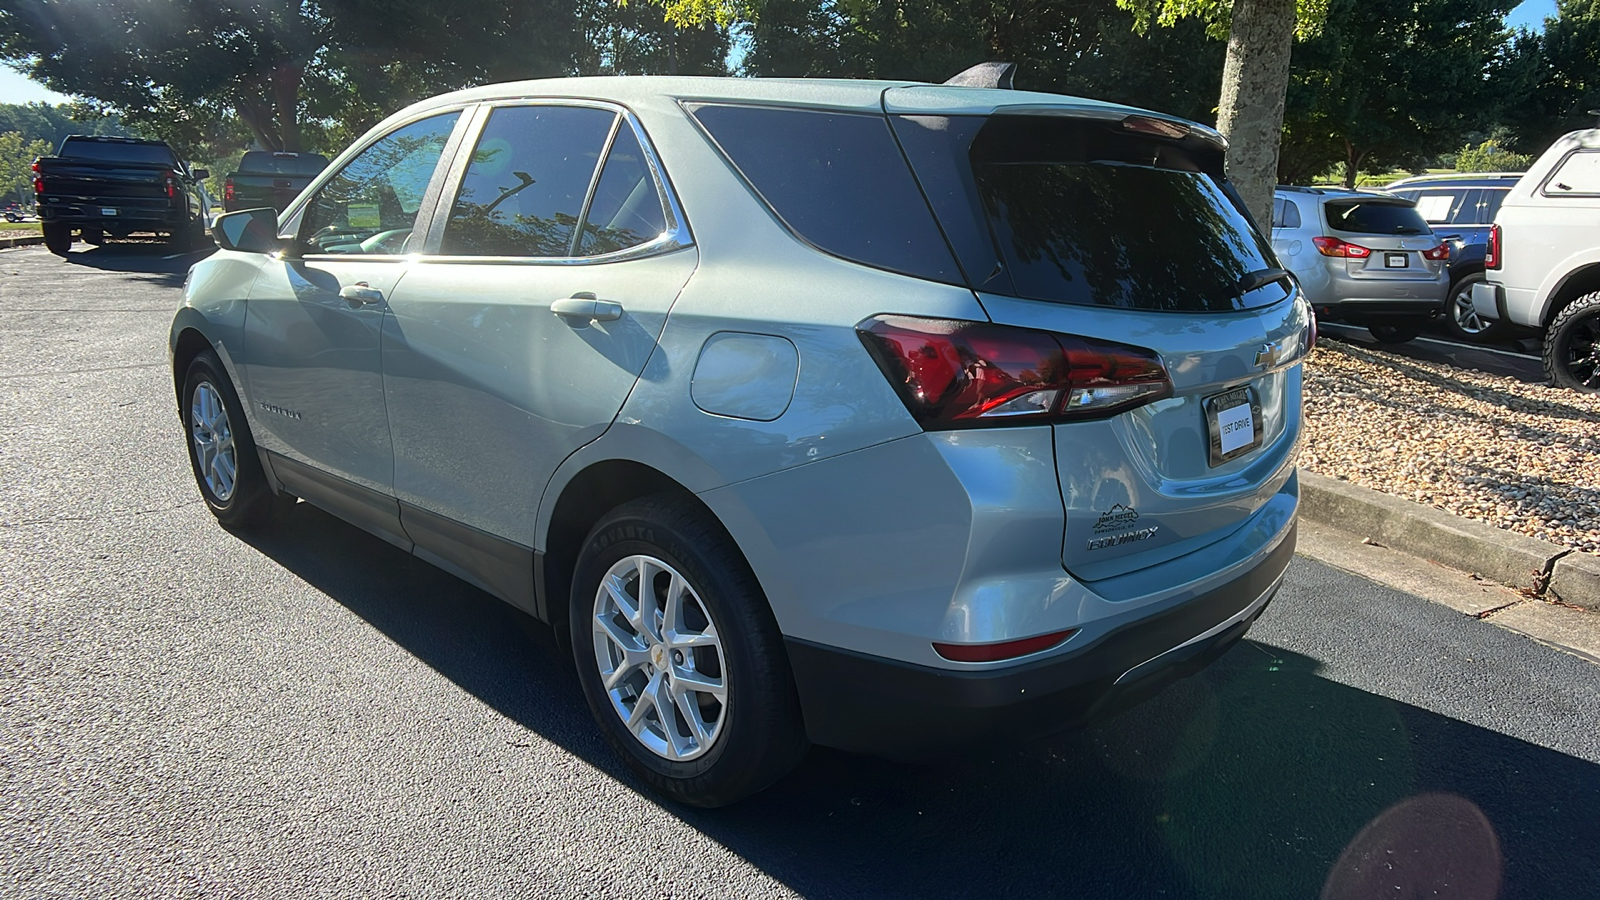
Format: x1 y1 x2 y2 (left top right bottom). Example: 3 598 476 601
223 150 329 213
32 135 210 256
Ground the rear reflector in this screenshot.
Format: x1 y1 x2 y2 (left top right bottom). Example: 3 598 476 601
934 629 1078 663
857 316 1173 429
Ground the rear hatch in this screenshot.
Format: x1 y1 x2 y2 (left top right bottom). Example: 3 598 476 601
884 86 1307 581
1322 197 1447 283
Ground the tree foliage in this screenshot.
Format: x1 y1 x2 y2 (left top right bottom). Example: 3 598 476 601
1454 135 1534 172
0 129 51 202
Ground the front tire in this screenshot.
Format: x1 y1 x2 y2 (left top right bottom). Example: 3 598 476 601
42 221 71 256
569 496 808 808
1544 292 1600 393
182 350 280 527
1443 272 1505 342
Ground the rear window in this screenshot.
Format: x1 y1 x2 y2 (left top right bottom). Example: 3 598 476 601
59 138 176 167
1325 199 1430 235
687 104 960 285
1544 150 1600 196
1273 197 1303 229
239 151 329 176
894 114 1281 312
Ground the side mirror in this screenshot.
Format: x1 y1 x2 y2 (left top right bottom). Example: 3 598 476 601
213 208 283 254
192 168 210 180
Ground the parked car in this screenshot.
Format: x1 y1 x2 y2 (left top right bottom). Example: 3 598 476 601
32 135 210 255
2 200 34 222
1272 186 1451 343
1385 172 1522 341
176 74 1310 806
1473 129 1600 392
222 150 330 213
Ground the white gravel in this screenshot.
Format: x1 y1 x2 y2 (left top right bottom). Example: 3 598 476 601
1301 339 1600 556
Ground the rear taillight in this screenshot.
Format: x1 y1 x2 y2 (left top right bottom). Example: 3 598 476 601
1312 236 1372 258
31 160 42 195
224 178 235 202
857 315 1173 429
163 170 177 199
934 629 1078 663
1486 225 1501 269
1422 243 1450 261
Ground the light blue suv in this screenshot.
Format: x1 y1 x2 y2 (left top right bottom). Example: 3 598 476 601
172 75 1310 806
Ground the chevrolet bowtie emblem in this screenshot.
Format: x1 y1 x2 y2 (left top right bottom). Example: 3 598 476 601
1254 339 1291 369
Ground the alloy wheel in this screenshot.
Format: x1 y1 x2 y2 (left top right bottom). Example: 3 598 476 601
591 554 728 762
190 381 237 502
1451 283 1491 335
1562 313 1600 390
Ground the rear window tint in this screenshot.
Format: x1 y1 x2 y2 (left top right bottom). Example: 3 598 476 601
688 104 960 284
1273 197 1303 229
1325 200 1430 235
60 139 176 167
239 152 329 176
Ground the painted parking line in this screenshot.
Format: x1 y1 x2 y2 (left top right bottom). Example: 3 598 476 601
1318 322 1540 361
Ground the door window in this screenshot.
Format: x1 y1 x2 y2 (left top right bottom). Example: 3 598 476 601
440 105 617 257
1544 151 1600 196
1411 190 1471 225
300 112 461 255
1478 188 1509 222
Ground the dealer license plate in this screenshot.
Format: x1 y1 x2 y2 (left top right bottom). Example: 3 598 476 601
1204 386 1262 467
100 207 118 216
1384 253 1409 268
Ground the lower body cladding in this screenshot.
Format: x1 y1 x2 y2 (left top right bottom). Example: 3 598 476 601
698 428 1299 760
1312 298 1444 324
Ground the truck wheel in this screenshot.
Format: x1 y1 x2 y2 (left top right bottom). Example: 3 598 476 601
1544 292 1600 393
81 226 105 246
569 495 808 808
1443 272 1505 342
42 222 71 256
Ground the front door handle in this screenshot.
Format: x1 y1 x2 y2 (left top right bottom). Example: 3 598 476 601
339 283 385 308
552 292 624 325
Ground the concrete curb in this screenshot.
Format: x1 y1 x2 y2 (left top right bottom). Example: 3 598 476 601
1299 470 1599 610
0 232 43 250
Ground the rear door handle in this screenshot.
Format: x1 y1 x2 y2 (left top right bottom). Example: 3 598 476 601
339 283 384 307
552 292 624 325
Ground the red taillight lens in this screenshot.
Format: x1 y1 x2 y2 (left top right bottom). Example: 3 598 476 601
31 160 43 194
934 629 1078 663
163 170 177 199
224 178 235 202
1312 236 1372 258
857 316 1173 429
1486 225 1501 269
1422 243 1450 261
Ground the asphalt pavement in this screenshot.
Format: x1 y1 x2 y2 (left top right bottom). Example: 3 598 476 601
3 243 1598 899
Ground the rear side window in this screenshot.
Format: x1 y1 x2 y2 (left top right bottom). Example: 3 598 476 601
1273 197 1303 229
441 105 616 257
578 125 668 256
1544 151 1600 196
1325 200 1430 236
1410 189 1476 225
1478 188 1508 222
688 104 960 284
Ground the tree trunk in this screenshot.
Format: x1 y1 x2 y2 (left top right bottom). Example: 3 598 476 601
1340 138 1369 189
1216 0 1297 228
271 63 304 153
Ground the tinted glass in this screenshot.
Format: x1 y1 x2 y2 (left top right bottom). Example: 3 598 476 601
578 125 667 256
1325 200 1430 235
1479 188 1509 222
1410 189 1472 224
1273 197 1303 229
441 105 615 257
239 151 329 176
966 116 1278 312
61 139 176 167
1545 151 1600 195
690 104 959 284
301 112 460 255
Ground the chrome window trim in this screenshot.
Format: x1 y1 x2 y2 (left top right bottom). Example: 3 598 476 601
416 97 693 268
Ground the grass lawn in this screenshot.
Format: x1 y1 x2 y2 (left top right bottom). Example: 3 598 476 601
0 221 41 234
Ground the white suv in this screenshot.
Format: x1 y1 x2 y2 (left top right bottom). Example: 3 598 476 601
1473 128 1600 391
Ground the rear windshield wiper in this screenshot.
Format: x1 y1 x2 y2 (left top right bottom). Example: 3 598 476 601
1236 267 1292 296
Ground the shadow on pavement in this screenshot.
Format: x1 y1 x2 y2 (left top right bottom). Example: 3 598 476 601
51 240 214 285
240 500 1600 900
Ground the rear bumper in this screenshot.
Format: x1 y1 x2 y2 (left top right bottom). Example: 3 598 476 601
786 521 1295 759
1471 281 1507 322
38 199 185 230
1313 299 1443 321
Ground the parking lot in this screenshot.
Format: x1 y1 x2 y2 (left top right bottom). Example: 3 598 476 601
4 243 1600 898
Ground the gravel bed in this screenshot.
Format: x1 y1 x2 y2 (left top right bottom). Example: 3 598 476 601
1300 339 1600 556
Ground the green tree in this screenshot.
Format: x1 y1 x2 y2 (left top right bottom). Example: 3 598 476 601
1454 134 1534 172
1498 0 1600 154
0 130 51 203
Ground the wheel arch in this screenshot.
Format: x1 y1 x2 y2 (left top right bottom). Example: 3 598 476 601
170 323 213 413
1544 263 1600 328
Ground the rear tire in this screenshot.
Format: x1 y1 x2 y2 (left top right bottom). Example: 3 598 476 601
569 495 808 808
81 226 105 246
42 222 71 256
1368 324 1421 344
182 350 281 528
1544 292 1600 393
1443 272 1505 342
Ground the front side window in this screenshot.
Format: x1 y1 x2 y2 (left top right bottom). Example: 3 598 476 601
440 105 617 257
301 112 461 255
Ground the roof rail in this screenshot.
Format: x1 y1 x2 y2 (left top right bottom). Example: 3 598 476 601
944 62 1015 90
